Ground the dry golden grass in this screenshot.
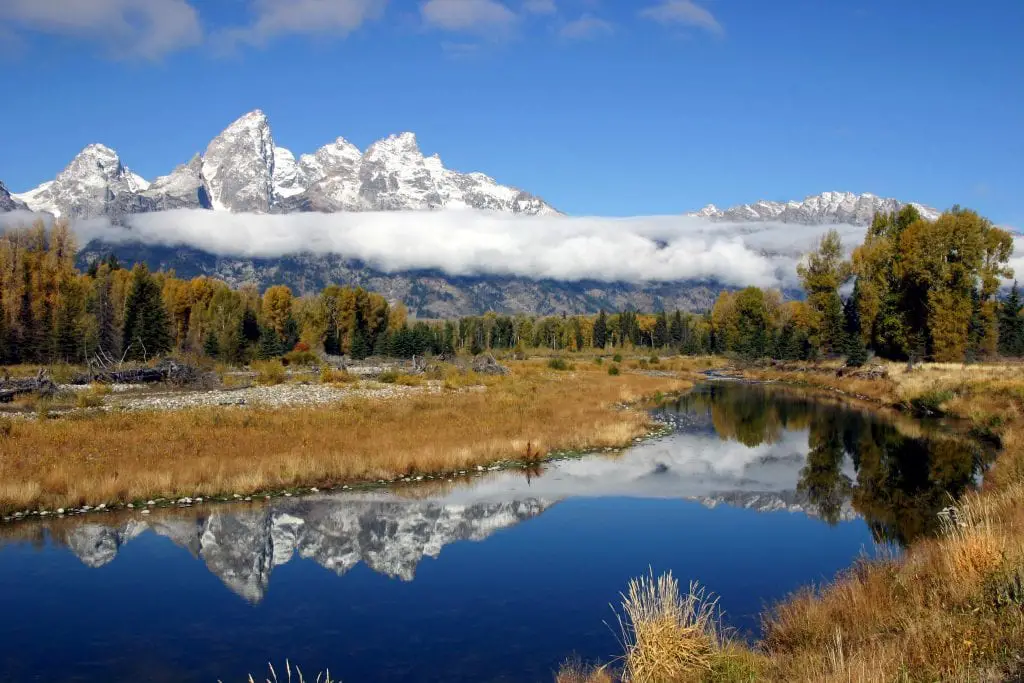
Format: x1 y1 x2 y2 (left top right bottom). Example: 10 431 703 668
617 571 721 682
0 360 687 514
557 570 762 683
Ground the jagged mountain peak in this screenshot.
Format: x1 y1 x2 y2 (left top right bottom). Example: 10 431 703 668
202 110 276 213
12 142 152 219
688 190 940 226
4 109 556 219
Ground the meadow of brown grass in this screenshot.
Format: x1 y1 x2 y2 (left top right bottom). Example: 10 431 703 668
0 359 688 514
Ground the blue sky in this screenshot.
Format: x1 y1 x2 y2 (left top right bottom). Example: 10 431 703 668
1 0 1021 225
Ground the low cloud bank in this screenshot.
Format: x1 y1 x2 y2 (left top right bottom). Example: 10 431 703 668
77 209 863 289
5 208 1022 289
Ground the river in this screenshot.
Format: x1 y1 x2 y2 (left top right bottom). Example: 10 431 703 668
0 382 990 682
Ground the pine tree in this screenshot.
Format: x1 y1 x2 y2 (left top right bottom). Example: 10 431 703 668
843 286 868 367
998 282 1024 356
653 311 669 348
94 272 120 358
203 331 221 359
122 264 172 361
593 310 608 349
350 305 371 360
17 266 37 364
256 326 283 359
669 311 684 348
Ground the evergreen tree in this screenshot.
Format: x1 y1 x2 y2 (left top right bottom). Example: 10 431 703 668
843 286 868 366
593 310 608 349
669 311 684 348
998 282 1024 356
256 326 283 359
122 264 172 361
203 331 221 359
350 305 371 360
653 311 669 348
240 308 261 344
94 271 119 358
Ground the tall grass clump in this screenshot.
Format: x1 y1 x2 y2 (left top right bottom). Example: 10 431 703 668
617 571 721 682
608 365 621 376
225 660 334 683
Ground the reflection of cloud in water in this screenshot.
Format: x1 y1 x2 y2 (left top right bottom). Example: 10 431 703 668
444 430 815 503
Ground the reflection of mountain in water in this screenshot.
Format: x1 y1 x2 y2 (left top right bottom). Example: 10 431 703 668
61 498 550 602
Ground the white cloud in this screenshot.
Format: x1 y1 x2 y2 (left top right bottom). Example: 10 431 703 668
222 0 386 46
6 209 1021 290
0 0 202 59
421 0 518 32
38 209 879 290
560 14 614 40
641 0 723 35
523 0 557 14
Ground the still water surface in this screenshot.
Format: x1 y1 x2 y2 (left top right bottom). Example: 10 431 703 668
0 383 990 682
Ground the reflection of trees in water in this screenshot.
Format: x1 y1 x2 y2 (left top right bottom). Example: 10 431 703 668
674 384 991 546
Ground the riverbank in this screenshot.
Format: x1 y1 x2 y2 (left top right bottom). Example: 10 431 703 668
0 358 689 517
563 359 1024 682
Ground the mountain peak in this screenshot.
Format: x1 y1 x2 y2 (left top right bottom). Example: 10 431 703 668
202 109 276 212
688 191 940 226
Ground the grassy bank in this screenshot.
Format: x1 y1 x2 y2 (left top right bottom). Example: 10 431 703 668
0 359 688 515
562 359 1024 682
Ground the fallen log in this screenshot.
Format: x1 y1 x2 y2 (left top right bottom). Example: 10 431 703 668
0 370 57 403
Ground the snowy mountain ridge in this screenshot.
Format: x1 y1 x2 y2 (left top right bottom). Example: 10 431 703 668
11 110 558 219
688 190 940 225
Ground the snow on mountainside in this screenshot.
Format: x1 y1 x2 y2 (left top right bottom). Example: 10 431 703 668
8 109 558 219
689 191 940 226
0 181 27 212
12 143 154 220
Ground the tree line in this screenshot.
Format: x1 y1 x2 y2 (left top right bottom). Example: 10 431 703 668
1 205 1019 366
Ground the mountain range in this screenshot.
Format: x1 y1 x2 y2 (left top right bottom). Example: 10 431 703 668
8 110 557 219
1 110 940 315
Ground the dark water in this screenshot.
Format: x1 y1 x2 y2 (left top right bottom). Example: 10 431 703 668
0 383 990 683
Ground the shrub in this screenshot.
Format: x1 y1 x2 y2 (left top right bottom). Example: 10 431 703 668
394 373 425 386
649 355 660 365
283 350 319 366
377 370 399 384
320 368 356 384
548 358 574 371
613 353 623 363
594 357 604 365
0 418 12 439
76 387 106 409
608 365 621 376
253 360 286 385
638 359 650 370
293 341 311 353
910 389 955 416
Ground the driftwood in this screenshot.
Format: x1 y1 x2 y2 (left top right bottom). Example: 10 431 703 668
471 353 510 376
73 358 204 386
0 369 57 403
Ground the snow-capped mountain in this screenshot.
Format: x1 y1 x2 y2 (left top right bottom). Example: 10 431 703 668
142 154 211 210
8 109 557 219
0 181 27 212
689 191 940 226
12 143 153 220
